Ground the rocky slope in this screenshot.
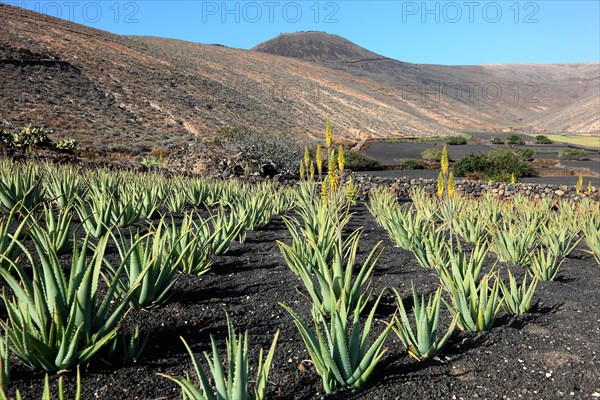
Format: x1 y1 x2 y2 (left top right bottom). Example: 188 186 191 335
1 5 598 154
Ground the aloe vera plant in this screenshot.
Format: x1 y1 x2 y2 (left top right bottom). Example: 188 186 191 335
411 226 449 270
103 325 149 365
0 234 139 372
165 189 188 214
44 165 84 209
0 204 29 270
74 193 113 238
490 222 538 266
0 163 44 214
527 247 564 281
453 209 489 244
280 294 391 394
110 186 141 228
499 270 538 315
184 178 210 208
391 286 456 361
269 187 293 215
540 224 581 259
281 200 353 274
111 225 182 309
135 181 164 219
209 207 246 255
368 192 424 251
445 274 503 332
230 191 273 232
411 187 440 223
278 231 381 321
387 206 425 251
159 315 279 400
163 212 214 275
367 187 397 220
582 221 600 265
0 367 81 400
27 203 74 256
0 334 9 389
84 169 121 199
437 241 488 296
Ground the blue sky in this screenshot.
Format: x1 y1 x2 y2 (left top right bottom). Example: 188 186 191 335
4 1 599 65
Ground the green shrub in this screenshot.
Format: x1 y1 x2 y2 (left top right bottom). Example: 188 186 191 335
214 126 303 173
54 138 79 151
446 136 467 145
486 149 536 179
534 135 552 144
506 134 525 145
454 150 535 181
404 159 424 169
454 153 489 177
421 148 443 162
490 137 504 144
0 125 51 150
514 148 534 160
344 150 380 170
558 149 587 160
140 157 158 170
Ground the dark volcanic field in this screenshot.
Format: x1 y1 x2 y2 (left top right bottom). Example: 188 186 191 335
4 206 600 399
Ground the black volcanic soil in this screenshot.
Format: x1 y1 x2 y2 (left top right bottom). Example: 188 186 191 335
4 205 600 399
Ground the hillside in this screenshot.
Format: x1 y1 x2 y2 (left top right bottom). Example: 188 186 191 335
254 32 600 134
0 5 598 155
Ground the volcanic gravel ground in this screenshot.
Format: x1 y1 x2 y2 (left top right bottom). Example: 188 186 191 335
4 206 600 399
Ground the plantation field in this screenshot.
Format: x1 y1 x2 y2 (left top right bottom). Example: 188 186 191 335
0 161 599 399
531 134 600 150
7 206 599 399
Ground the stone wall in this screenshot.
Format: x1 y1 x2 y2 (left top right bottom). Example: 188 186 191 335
351 174 599 202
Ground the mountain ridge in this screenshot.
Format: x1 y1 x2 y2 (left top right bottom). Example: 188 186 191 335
1 5 598 155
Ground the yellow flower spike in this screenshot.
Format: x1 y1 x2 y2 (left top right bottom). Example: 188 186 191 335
587 181 593 194
325 119 333 149
327 149 338 193
316 145 323 177
327 149 336 176
441 144 449 176
576 172 583 194
304 146 310 170
338 144 345 172
310 161 315 180
346 177 356 204
511 173 516 184
447 171 455 197
330 172 339 193
299 160 305 180
437 171 445 198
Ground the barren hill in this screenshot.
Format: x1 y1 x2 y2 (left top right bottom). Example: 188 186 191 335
254 32 600 134
1 5 598 154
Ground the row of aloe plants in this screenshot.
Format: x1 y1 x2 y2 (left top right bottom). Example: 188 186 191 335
0 160 293 225
370 187 600 276
0 160 296 398
0 157 597 397
362 186 584 361
273 178 566 395
277 181 394 394
143 173 597 398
